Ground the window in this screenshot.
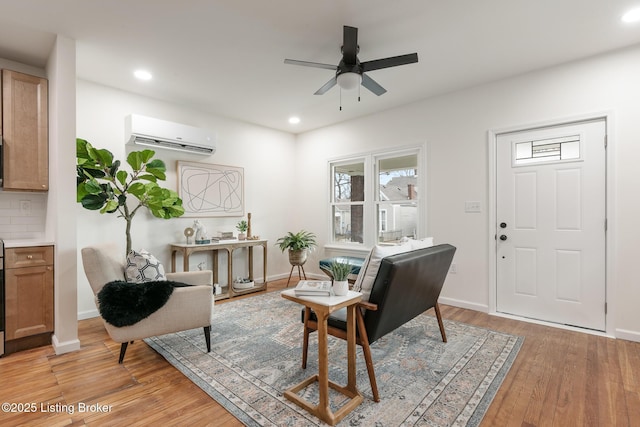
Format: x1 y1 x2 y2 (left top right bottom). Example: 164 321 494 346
331 159 365 243
330 148 422 246
376 153 418 243
513 134 581 166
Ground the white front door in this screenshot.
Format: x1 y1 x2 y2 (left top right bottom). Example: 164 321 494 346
496 118 606 331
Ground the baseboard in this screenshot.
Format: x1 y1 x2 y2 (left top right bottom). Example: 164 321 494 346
615 328 640 343
78 308 99 320
52 334 81 355
490 311 613 337
267 272 326 282
302 272 326 280
438 296 489 313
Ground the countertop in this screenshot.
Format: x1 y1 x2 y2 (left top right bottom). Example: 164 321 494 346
3 239 55 248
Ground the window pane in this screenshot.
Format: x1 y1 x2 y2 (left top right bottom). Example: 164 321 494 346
377 203 417 243
377 154 419 242
333 204 364 243
514 135 581 166
334 162 364 203
378 154 418 201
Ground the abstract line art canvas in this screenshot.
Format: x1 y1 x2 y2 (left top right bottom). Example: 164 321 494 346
177 161 244 217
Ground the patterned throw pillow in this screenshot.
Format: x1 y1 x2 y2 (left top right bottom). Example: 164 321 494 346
125 249 167 283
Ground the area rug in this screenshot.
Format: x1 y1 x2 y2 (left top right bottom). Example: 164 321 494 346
145 291 523 426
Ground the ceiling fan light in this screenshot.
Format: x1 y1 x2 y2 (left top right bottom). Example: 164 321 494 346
337 72 362 90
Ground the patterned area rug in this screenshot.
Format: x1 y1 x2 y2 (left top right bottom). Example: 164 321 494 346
145 291 523 426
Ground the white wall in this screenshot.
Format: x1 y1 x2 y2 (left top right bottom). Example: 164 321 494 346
295 44 640 341
76 80 297 318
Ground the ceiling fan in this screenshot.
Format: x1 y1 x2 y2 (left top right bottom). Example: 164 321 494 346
284 25 418 97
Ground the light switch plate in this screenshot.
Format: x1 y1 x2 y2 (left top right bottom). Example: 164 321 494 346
465 201 481 213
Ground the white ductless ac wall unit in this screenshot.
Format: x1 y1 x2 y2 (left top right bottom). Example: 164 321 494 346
125 114 216 155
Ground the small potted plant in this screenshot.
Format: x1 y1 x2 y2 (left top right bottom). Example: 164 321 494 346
236 219 248 240
330 260 352 296
276 230 317 266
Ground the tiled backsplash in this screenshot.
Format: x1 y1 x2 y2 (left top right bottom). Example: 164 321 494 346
0 192 47 240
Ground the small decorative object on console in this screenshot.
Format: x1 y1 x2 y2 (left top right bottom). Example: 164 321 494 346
193 220 211 244
236 219 248 240
184 227 194 244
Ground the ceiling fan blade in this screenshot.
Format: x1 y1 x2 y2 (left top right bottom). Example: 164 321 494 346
361 53 418 72
342 26 358 64
361 73 387 96
284 59 337 71
314 76 337 95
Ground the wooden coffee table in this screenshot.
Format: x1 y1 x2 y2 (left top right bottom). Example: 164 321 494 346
281 289 364 425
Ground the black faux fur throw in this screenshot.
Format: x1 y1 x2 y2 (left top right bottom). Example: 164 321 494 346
98 280 190 327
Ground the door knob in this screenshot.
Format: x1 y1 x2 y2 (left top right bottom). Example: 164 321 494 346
500 235 508 241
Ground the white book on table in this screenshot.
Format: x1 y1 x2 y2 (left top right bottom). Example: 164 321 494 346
294 280 332 296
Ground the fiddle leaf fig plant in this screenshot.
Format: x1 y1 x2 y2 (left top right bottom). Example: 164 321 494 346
76 138 185 253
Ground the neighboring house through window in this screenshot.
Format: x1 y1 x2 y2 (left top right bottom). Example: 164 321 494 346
330 147 422 247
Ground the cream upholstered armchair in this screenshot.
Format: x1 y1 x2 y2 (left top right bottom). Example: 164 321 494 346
81 242 214 363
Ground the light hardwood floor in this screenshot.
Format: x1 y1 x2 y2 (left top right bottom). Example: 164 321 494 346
1 278 639 426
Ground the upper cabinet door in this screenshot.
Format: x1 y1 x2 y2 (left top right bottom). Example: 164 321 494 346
2 69 49 191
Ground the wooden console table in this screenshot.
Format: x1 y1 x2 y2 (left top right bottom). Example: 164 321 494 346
169 239 267 300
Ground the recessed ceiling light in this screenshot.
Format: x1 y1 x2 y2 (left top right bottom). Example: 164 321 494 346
134 69 153 80
622 7 640 23
288 116 301 124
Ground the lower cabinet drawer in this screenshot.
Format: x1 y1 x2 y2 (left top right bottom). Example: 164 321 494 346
5 246 54 269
